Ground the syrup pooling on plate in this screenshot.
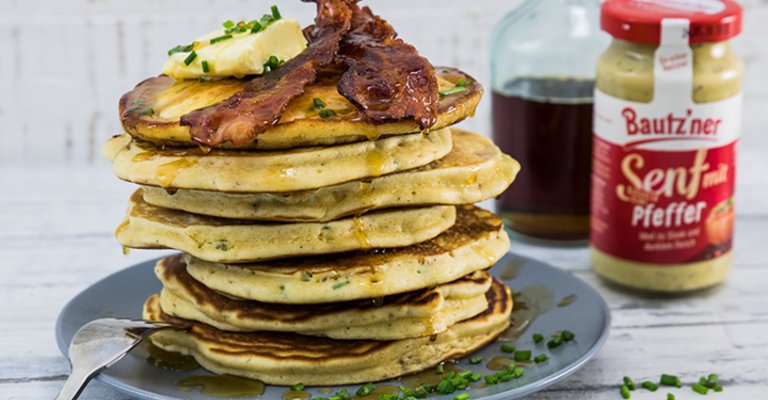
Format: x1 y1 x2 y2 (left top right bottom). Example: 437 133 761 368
485 356 515 371
400 363 459 388
176 375 265 397
557 294 578 308
282 389 311 400
143 343 200 372
351 385 400 399
499 285 555 342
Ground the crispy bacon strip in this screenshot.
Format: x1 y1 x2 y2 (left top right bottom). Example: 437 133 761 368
180 0 352 147
336 3 439 129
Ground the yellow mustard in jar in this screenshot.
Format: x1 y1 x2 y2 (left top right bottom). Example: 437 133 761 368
590 0 743 292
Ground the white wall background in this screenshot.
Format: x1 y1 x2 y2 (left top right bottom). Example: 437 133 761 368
0 0 766 166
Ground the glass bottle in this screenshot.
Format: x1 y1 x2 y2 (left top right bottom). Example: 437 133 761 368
490 0 608 241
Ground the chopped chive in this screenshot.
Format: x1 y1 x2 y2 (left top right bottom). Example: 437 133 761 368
468 356 483 365
263 55 280 72
455 78 473 87
436 363 444 374
167 45 183 56
318 109 336 118
291 383 305 391
532 333 544 343
413 385 429 397
132 99 146 106
139 108 155 116
561 330 576 342
260 13 274 26
355 383 375 396
534 354 548 363
222 20 235 29
547 336 563 349
641 381 658 392
620 385 631 399
398 385 412 396
436 378 454 394
312 97 326 109
660 374 682 388
692 383 709 395
250 20 262 33
504 362 517 372
513 350 531 362
500 344 515 353
454 394 469 400
271 5 282 20
667 393 675 400
706 373 719 388
201 60 209 73
183 50 197 66
623 376 636 391
469 373 481 382
512 367 525 378
714 385 723 392
484 375 498 385
210 34 233 44
167 43 195 56
699 376 708 386
439 87 467 97
332 280 349 290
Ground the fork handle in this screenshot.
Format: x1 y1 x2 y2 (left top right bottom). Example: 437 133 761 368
55 365 93 400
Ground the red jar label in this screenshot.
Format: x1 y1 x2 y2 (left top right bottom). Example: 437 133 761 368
591 89 740 264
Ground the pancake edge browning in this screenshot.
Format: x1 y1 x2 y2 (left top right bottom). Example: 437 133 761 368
120 67 480 149
184 205 509 303
156 254 491 340
140 129 521 222
103 128 452 193
116 191 456 263
142 278 512 385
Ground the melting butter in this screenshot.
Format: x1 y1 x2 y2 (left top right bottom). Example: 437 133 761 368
163 18 307 80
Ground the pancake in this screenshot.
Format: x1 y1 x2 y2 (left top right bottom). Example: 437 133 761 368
121 67 481 149
185 205 509 303
143 277 511 385
116 190 456 263
140 129 521 222
155 254 491 340
102 128 452 193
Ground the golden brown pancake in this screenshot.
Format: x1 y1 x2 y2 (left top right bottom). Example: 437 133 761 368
156 254 492 340
121 67 481 149
140 129 521 222
143 277 512 385
185 205 509 303
103 128 452 193
116 190 456 263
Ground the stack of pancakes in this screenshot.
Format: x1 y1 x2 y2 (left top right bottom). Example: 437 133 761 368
103 66 520 385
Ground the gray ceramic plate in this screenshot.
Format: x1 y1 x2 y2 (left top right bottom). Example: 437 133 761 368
56 252 610 399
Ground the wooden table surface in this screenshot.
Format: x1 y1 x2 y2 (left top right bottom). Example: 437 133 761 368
1 153 766 399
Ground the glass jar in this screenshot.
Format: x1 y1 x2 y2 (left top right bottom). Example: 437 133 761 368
591 0 743 292
490 0 608 241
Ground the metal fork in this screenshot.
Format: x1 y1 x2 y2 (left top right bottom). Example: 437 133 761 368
55 318 177 400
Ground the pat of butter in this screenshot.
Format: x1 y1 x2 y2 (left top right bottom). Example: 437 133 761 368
163 18 307 80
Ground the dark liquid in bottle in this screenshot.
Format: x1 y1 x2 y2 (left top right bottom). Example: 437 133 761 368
492 77 594 241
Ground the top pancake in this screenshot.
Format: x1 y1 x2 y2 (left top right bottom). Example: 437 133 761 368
120 67 481 149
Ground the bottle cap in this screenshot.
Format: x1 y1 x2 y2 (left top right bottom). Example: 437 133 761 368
601 0 742 44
